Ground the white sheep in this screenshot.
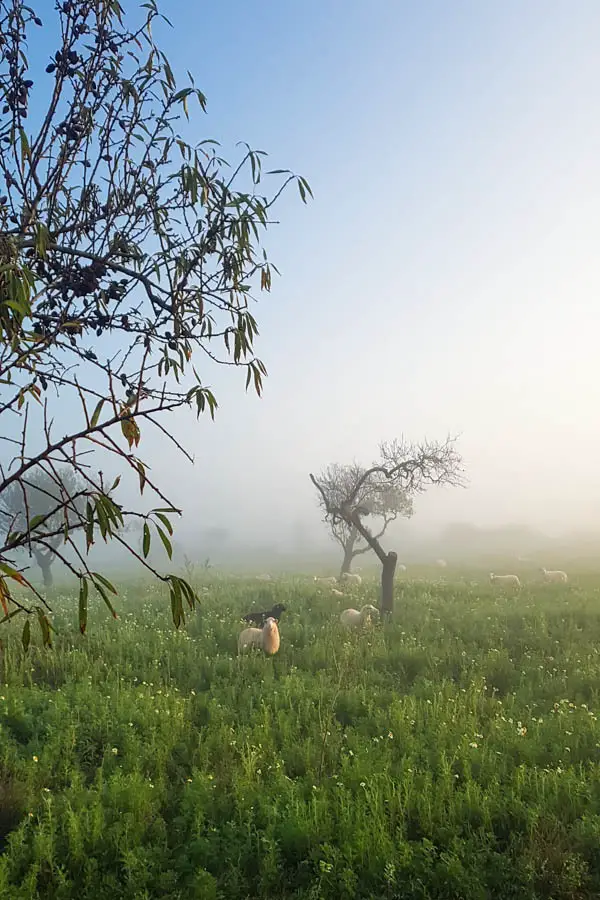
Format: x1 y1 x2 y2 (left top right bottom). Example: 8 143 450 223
540 567 568 584
331 588 344 597
339 604 379 629
397 564 407 573
489 573 521 588
238 616 280 655
313 576 338 585
436 559 447 568
340 572 362 586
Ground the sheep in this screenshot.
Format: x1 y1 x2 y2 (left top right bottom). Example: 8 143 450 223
340 572 362 586
313 576 337 585
238 616 280 655
331 588 344 597
339 604 380 629
397 564 407 573
436 559 447 568
540 567 568 584
489 573 521 588
255 573 272 582
242 602 286 627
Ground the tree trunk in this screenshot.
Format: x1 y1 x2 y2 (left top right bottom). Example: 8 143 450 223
338 527 358 579
39 560 54 588
33 550 54 588
339 544 355 579
380 551 398 616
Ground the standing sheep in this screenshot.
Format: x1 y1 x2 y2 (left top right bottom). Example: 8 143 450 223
340 572 362 586
339 604 379 629
489 573 521 588
314 576 338 585
238 617 280 655
436 559 448 568
540 567 568 584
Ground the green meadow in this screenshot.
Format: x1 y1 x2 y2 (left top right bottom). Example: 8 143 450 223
0 571 599 899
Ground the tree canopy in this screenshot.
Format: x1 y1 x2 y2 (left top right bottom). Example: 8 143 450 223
313 461 414 577
310 437 464 611
0 0 311 644
0 466 86 588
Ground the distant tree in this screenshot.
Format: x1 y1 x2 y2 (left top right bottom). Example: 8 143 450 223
310 437 464 614
312 462 414 578
0 0 311 645
0 467 86 588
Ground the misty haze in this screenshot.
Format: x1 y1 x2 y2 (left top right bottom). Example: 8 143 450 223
0 1 599 897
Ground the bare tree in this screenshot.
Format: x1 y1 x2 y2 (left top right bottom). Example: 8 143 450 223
310 437 464 614
313 462 413 578
0 0 311 644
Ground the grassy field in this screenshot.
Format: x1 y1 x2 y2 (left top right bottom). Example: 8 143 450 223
0 571 599 898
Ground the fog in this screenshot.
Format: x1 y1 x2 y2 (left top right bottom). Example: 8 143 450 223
14 2 600 577
99 0 600 565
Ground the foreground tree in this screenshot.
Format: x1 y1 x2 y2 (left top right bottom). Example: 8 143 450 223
312 462 413 578
310 437 464 614
0 467 86 588
0 0 311 644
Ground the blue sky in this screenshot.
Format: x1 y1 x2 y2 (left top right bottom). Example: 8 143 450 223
15 1 600 546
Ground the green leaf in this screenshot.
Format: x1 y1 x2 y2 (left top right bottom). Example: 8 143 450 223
154 512 173 536
90 572 118 595
170 591 181 628
91 399 105 427
36 608 52 649
156 525 172 559
78 578 88 635
29 513 47 530
21 619 30 652
169 578 183 629
136 460 146 494
34 223 50 259
85 502 94 550
92 580 118 619
178 576 198 610
95 497 109 539
142 523 151 557
19 128 30 165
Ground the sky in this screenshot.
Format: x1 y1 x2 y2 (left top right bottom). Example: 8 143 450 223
130 0 600 544
12 1 600 550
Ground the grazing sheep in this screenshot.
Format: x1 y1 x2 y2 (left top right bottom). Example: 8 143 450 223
540 567 568 584
255 573 272 582
331 588 344 597
489 573 521 588
340 604 380 629
340 572 362 586
436 559 447 568
242 602 286 628
397 564 407 573
238 616 280 655
314 576 337 585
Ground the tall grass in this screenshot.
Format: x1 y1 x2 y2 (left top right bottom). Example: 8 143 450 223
0 574 599 898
